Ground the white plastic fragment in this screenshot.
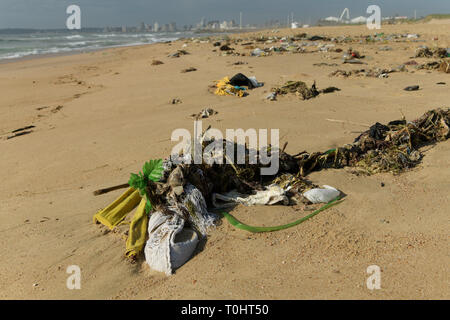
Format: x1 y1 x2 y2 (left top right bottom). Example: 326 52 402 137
303 185 340 204
212 184 289 208
266 92 277 101
248 76 264 88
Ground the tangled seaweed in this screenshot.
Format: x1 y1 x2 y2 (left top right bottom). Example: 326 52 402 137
271 80 340 100
295 108 449 176
144 108 449 210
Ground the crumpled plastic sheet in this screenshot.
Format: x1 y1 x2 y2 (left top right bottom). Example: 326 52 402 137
212 184 289 208
144 183 217 275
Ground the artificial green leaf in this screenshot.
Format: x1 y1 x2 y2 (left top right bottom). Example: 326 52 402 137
143 159 164 182
145 198 152 213
128 173 141 189
128 159 164 214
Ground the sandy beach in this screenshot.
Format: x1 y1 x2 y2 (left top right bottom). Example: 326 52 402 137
0 22 449 299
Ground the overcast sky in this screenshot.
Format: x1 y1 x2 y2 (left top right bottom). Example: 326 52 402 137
1 0 449 29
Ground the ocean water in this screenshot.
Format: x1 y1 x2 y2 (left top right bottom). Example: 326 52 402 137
0 31 198 61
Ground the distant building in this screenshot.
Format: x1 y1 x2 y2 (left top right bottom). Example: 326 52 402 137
154 22 160 32
351 16 367 24
220 21 229 29
168 22 177 32
324 16 340 22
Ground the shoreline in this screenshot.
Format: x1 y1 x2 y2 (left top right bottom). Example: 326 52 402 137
0 29 240 65
0 40 175 65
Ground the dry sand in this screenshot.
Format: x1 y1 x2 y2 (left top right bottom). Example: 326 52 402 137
0 23 449 299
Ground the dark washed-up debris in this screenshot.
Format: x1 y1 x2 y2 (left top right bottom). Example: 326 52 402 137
440 60 450 73
320 87 341 94
220 44 234 51
12 125 36 133
404 85 420 91
272 81 339 100
169 50 189 58
415 47 448 58
181 67 197 73
296 108 449 176
191 108 218 119
228 73 263 89
7 131 33 140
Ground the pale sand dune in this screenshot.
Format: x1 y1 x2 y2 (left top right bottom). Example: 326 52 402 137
0 23 449 299
427 18 450 24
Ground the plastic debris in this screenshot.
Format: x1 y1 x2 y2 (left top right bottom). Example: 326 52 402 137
251 48 267 57
266 92 277 101
303 186 340 204
212 184 289 208
404 85 420 91
214 73 263 97
181 67 197 73
191 108 218 119
144 183 217 275
271 80 339 100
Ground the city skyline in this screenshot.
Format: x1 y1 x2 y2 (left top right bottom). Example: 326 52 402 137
1 0 450 29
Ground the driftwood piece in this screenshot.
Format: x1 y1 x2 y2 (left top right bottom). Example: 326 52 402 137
93 183 129 196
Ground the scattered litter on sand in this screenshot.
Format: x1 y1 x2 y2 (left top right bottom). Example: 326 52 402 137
151 60 164 66
181 67 197 73
220 44 234 51
272 80 320 100
313 62 339 67
214 73 263 97
190 108 218 119
93 108 449 274
330 65 406 78
266 92 277 101
440 59 450 73
415 47 448 58
212 185 289 208
231 61 248 65
271 81 340 100
2 125 36 140
303 186 340 204
404 85 420 91
168 50 189 58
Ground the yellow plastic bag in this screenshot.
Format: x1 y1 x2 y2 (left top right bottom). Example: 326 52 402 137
214 76 246 97
125 197 149 258
93 188 141 230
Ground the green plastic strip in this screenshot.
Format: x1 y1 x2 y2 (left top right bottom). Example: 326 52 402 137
222 197 343 233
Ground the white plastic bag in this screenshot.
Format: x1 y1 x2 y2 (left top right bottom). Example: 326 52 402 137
144 183 217 275
303 185 340 204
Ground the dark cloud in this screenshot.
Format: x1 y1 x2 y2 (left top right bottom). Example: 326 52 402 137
0 0 449 29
